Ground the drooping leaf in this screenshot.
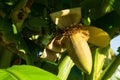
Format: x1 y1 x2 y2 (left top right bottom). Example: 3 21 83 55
0 65 60 80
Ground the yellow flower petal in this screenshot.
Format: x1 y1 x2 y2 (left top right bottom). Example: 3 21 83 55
50 7 81 30
86 26 110 47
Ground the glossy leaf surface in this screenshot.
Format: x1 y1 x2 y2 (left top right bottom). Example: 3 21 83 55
0 65 60 80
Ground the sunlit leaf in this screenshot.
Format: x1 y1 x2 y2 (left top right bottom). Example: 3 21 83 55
0 65 60 80
92 47 109 80
58 55 74 80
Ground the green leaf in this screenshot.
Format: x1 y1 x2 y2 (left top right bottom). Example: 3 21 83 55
0 65 60 80
113 0 120 15
0 17 32 65
98 52 120 80
57 55 74 80
67 65 83 80
111 65 120 80
91 11 120 38
81 0 113 20
0 47 13 68
24 17 48 32
92 47 109 80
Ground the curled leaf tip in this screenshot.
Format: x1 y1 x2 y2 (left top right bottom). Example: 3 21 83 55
50 7 81 29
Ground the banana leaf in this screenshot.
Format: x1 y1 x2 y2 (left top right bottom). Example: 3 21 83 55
0 65 60 80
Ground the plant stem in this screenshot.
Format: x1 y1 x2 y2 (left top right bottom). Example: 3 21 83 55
98 53 120 80
57 55 74 80
0 47 13 68
25 54 33 65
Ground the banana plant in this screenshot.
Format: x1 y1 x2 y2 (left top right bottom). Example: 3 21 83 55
1 0 120 80
40 7 110 75
0 15 32 66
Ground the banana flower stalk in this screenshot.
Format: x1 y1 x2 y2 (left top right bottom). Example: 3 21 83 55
40 7 110 74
